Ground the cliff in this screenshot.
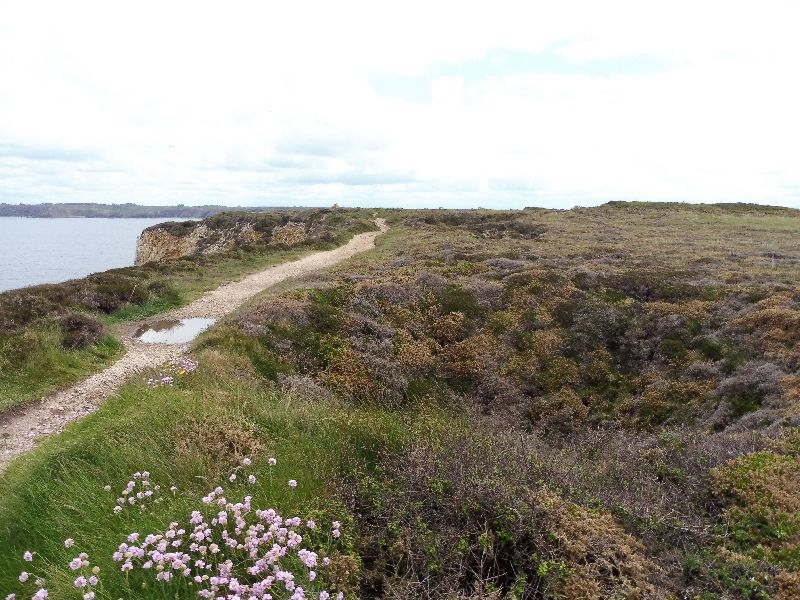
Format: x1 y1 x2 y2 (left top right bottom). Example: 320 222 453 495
134 209 376 264
135 221 265 264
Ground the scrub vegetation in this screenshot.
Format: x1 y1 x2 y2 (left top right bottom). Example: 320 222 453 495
1 202 799 598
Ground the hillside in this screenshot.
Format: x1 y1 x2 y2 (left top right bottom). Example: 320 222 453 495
0 203 799 599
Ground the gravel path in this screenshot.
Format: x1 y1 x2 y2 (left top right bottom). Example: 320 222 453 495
0 220 387 473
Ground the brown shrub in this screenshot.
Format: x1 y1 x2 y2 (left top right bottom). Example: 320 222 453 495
59 313 105 349
173 415 262 478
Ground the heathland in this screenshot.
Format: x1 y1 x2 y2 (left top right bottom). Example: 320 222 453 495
0 203 798 599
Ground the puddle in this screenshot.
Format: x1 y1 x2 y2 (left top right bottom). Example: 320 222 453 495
134 318 216 344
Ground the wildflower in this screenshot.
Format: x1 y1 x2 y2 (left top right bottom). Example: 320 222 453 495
19 572 29 583
306 520 315 529
88 575 98 586
83 593 95 600
288 480 297 488
242 457 252 466
64 538 75 548
69 557 83 570
32 591 48 600
229 474 237 482
113 505 123 514
268 457 277 466
248 475 256 485
23 551 33 561
6 594 16 600
74 575 87 588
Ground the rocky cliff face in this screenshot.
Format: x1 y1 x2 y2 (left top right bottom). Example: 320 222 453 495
136 222 269 264
133 210 363 265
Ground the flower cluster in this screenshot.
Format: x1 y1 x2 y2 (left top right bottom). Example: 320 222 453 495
110 470 164 514
7 456 342 599
112 458 345 599
8 542 100 600
146 357 198 388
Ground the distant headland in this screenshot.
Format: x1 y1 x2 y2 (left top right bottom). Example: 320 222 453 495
0 202 295 218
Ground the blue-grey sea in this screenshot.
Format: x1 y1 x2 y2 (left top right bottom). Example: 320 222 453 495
0 217 171 293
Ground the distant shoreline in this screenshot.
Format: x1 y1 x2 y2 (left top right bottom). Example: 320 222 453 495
0 203 295 219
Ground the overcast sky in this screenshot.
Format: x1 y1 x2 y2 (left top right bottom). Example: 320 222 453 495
1 1 799 209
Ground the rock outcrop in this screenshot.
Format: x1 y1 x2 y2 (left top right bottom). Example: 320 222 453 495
135 222 264 264
134 209 375 265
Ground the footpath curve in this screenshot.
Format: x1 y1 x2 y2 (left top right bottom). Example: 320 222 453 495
0 219 388 473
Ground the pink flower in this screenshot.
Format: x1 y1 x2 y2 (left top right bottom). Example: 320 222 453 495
18 572 29 583
32 591 48 600
248 475 256 485
64 538 75 548
268 458 277 466
288 480 297 488
23 551 33 562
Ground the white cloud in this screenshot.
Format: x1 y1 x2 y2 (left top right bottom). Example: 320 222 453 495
0 1 799 208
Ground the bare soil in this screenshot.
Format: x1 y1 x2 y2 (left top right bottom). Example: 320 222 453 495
0 220 387 473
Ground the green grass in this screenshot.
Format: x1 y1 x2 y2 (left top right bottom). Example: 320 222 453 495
0 328 123 412
0 348 421 598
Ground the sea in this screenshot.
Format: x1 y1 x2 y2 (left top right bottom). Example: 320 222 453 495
0 217 174 293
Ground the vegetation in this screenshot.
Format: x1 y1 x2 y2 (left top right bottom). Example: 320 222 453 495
1 202 799 598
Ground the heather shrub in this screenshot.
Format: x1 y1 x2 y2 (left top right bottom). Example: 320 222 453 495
715 361 785 420
349 427 660 599
59 313 105 350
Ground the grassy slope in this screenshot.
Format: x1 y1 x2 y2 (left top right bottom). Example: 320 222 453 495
0 203 799 599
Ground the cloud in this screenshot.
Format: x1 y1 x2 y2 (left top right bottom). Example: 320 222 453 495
0 1 798 208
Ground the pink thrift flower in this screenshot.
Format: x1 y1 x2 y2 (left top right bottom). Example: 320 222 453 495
248 475 256 485
268 457 277 466
33 591 48 600
288 480 297 488
64 538 75 548
23 551 32 562
18 572 29 583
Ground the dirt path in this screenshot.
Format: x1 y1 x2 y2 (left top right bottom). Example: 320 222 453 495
0 219 387 473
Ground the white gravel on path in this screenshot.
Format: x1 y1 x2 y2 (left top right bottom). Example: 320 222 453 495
0 219 387 473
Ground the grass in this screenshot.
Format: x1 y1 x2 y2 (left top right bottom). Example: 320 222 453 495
0 328 123 412
0 349 418 598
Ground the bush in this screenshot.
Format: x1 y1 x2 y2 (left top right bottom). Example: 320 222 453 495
59 314 105 349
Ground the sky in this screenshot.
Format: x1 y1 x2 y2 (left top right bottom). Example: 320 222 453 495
1 1 799 210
